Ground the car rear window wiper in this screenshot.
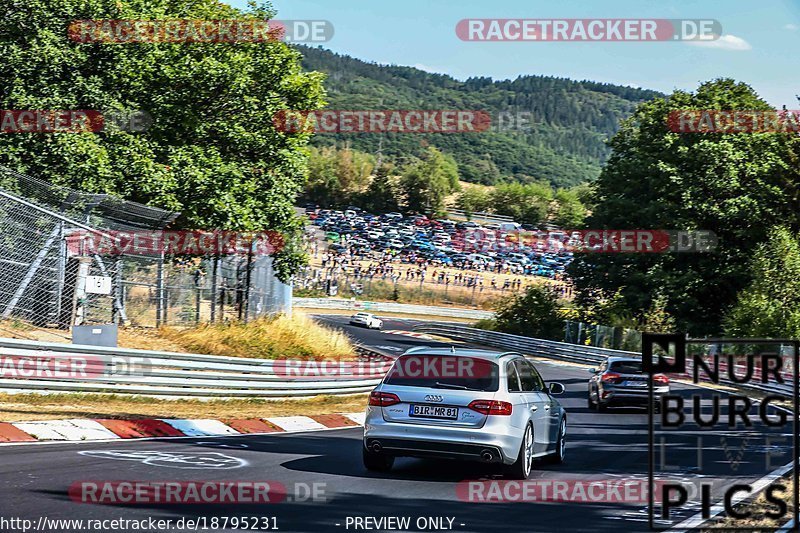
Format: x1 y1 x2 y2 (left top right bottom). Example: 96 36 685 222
433 382 482 391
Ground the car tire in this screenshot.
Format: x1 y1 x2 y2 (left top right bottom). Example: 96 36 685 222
587 391 595 410
545 418 567 464
596 401 607 412
504 423 534 480
363 447 394 472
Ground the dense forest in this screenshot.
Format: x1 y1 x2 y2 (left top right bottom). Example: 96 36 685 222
299 46 663 188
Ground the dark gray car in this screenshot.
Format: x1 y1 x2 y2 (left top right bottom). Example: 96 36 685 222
587 357 669 411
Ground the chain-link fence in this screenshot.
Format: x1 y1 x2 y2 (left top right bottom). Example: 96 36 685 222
0 166 291 337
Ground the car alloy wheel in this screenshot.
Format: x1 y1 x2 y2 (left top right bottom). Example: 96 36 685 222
556 419 566 463
523 424 534 476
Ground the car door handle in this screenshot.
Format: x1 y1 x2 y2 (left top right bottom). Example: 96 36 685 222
530 405 538 412
544 405 551 411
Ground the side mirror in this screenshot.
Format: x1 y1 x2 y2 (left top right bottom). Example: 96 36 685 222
548 382 565 395
588 368 597 374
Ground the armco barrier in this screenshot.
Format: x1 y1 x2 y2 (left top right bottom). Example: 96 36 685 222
0 337 389 399
412 322 621 365
293 298 493 319
411 323 796 398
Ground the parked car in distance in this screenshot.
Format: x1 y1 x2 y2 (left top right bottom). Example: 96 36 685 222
587 357 669 411
363 347 566 479
349 312 383 330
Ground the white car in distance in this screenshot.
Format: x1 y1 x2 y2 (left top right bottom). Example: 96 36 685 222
349 312 383 330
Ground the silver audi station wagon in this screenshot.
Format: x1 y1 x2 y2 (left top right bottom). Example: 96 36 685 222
363 347 567 479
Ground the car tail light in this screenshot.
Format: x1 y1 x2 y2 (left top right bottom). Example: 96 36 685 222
468 400 513 416
601 372 622 384
653 374 670 385
369 391 401 407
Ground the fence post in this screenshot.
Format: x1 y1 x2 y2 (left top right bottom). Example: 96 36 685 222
220 281 226 322
242 241 254 324
194 267 202 324
112 257 125 324
155 252 164 327
210 256 219 323
54 221 67 328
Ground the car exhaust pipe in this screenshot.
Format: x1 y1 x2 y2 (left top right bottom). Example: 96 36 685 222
371 441 382 453
480 450 494 462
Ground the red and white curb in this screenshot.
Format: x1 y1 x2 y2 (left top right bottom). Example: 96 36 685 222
0 412 365 444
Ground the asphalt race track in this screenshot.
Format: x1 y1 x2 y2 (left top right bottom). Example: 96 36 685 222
0 316 792 533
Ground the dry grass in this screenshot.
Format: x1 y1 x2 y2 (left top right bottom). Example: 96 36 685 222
118 328 189 352
0 392 369 422
2 312 356 362
157 311 355 360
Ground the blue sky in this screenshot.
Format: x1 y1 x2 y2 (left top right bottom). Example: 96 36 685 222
227 0 799 107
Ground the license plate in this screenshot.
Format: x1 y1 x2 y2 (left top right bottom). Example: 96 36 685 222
623 381 646 387
410 404 458 419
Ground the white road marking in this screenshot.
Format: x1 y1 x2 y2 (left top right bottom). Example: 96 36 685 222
77 450 248 469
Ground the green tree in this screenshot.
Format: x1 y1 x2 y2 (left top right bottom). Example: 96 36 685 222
359 164 399 213
400 147 459 216
492 285 565 340
335 145 374 200
640 294 677 333
490 182 552 225
551 189 587 228
306 146 340 205
455 187 492 217
724 227 800 338
0 0 325 281
569 79 800 334
305 145 374 206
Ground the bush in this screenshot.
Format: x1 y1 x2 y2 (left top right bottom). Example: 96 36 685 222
472 318 497 331
492 285 564 340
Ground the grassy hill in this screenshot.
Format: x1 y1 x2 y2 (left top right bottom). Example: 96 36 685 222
299 46 663 188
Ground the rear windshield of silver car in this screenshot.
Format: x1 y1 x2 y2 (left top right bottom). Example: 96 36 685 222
383 355 499 391
609 360 643 374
